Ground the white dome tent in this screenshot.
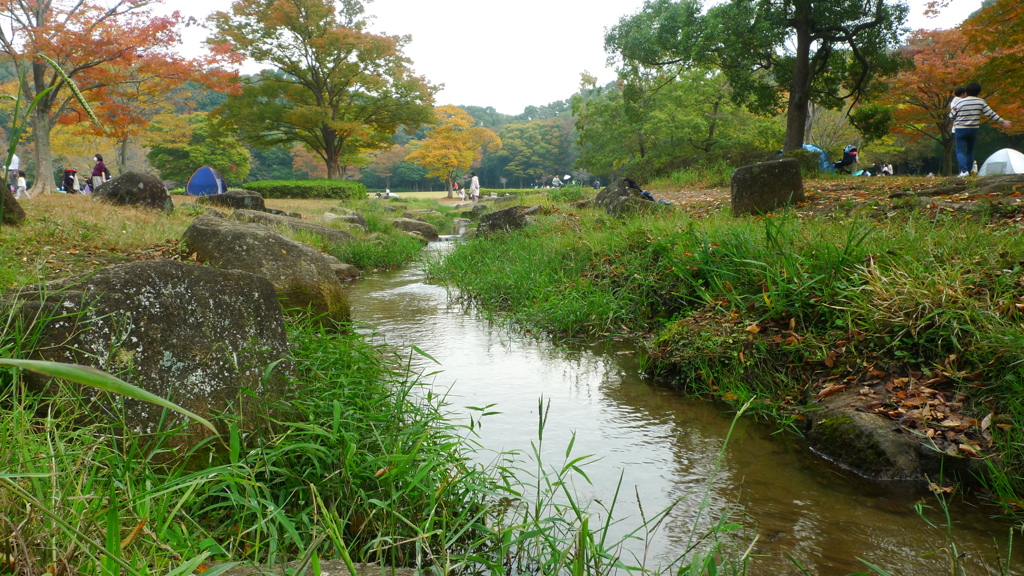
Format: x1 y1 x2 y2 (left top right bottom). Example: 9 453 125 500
977 148 1024 176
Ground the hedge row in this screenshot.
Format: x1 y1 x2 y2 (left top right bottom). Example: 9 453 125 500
242 179 366 200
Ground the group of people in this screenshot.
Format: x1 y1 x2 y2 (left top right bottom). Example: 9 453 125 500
457 172 480 202
950 82 1012 177
5 153 110 197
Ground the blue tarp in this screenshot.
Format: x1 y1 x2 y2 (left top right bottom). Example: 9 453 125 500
185 166 226 196
802 144 832 171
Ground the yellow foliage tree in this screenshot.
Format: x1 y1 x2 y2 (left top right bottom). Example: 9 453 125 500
405 105 502 198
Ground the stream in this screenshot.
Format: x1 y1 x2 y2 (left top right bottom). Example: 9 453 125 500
345 241 1020 576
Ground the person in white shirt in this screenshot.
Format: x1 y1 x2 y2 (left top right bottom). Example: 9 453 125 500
6 153 19 192
469 172 480 202
14 170 28 199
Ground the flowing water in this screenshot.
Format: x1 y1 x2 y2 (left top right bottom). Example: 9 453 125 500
346 241 1020 576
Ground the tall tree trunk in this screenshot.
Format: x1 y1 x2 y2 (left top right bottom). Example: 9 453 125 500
804 102 817 144
942 135 955 176
784 10 813 152
29 62 57 194
116 138 130 171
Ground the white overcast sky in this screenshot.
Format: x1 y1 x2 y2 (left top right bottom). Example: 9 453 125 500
173 0 984 115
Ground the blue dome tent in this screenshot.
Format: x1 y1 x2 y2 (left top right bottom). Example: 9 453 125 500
185 166 227 196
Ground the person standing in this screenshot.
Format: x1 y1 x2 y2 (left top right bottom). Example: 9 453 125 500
6 153 19 192
469 172 480 202
14 170 28 199
91 154 107 189
951 82 1011 177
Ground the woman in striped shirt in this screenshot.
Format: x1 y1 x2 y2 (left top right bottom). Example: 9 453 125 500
951 82 1012 177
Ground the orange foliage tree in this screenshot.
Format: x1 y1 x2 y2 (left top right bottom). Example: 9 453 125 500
405 105 502 198
877 28 994 175
962 0 1024 96
61 44 240 171
0 0 236 193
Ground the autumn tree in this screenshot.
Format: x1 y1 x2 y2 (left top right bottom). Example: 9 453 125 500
210 0 436 180
61 48 239 171
606 0 909 152
405 105 502 197
876 28 1005 175
0 0 229 193
961 0 1024 100
143 112 250 184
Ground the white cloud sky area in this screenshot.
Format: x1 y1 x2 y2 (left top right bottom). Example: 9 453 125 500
173 0 984 115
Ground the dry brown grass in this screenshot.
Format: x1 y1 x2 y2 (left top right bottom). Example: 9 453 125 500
1 194 196 288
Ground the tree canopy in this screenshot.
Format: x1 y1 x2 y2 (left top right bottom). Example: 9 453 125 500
210 0 436 180
0 0 225 192
606 0 909 151
143 112 251 184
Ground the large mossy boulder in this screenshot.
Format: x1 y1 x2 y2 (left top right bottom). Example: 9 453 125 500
183 215 351 324
1 191 26 225
594 178 666 217
323 208 368 232
4 260 293 444
232 209 354 248
730 158 804 216
197 189 266 212
477 205 541 235
391 217 439 241
94 171 174 213
807 392 981 483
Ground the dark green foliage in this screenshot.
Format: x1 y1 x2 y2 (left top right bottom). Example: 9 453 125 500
850 103 896 144
247 146 302 182
242 179 366 200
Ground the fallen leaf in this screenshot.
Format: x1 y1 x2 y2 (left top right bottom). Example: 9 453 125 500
981 413 993 432
745 323 760 333
815 384 848 399
959 443 980 457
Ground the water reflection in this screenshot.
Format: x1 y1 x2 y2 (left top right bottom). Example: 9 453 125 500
345 243 1020 575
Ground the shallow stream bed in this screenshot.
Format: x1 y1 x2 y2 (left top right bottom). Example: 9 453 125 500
345 242 1020 575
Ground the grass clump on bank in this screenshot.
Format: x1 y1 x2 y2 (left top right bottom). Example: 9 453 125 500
0 316 753 575
429 200 1024 501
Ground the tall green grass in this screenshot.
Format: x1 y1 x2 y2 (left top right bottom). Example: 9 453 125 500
648 162 735 189
429 203 1024 503
0 306 759 575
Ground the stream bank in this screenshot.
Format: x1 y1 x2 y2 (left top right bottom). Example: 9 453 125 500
346 241 1021 575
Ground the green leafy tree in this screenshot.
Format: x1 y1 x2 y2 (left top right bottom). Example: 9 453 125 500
143 112 250 184
493 119 574 187
248 145 301 182
210 0 436 180
572 71 783 182
606 0 909 152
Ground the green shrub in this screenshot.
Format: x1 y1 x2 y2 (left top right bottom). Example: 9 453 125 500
546 184 586 202
242 179 366 200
